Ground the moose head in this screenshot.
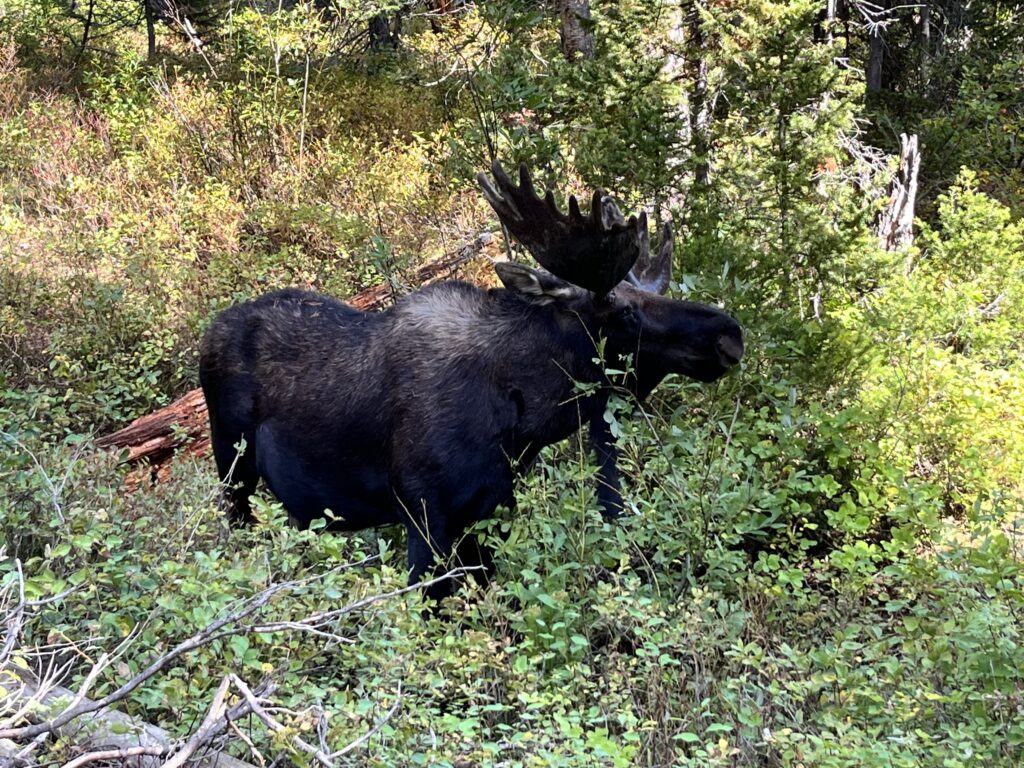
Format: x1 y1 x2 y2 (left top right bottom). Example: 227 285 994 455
478 162 744 391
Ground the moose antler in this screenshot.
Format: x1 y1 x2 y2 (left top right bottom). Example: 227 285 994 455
627 222 673 295
477 162 649 295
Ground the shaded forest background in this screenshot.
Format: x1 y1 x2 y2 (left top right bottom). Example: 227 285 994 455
1 1 1023 766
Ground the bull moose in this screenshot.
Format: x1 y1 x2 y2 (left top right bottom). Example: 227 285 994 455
199 163 743 600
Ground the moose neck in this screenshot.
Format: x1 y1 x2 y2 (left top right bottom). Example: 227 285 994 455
591 326 669 404
604 349 667 403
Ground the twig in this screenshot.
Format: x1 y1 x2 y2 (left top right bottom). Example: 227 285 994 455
0 560 26 667
2 563 453 762
331 682 402 758
227 718 265 767
0 432 66 523
228 675 334 768
159 675 231 768
1 657 76 731
11 731 50 762
0 581 293 741
60 746 167 768
245 566 480 638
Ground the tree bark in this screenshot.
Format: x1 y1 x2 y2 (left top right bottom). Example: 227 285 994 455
687 1 711 189
145 0 157 61
866 1 887 94
557 0 594 61
75 0 96 62
877 133 920 251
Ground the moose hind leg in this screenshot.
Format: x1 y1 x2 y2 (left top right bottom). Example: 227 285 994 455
452 533 495 589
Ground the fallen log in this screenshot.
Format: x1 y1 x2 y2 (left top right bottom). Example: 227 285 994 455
96 234 493 486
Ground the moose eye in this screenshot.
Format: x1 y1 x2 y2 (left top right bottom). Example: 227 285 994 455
618 305 640 327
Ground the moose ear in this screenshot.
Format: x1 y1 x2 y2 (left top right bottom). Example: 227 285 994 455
494 262 583 306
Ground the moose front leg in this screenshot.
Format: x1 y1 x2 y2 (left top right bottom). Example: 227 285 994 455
589 409 624 519
403 503 457 603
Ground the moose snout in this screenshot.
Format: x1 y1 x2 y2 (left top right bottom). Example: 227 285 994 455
716 332 744 368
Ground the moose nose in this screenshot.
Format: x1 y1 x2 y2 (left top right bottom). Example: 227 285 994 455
716 333 744 368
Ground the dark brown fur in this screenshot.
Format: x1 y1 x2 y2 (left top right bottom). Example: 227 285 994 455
200 268 742 601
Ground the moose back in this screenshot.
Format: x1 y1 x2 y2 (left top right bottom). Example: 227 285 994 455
199 163 743 600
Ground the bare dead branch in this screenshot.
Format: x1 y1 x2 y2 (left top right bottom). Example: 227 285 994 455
1 561 461 768
226 718 265 767
60 745 167 768
878 133 920 251
158 675 231 768
246 566 481 638
0 560 26 667
229 675 334 768
0 580 293 742
331 682 402 759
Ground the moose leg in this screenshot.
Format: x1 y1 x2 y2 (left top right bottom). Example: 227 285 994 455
453 533 494 585
399 459 514 601
589 409 624 518
403 504 456 602
452 477 517 584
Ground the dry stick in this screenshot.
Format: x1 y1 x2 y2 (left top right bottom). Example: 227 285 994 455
38 651 115 740
230 675 330 766
331 682 402 759
0 432 65 522
227 676 333 768
158 676 232 768
0 568 464 746
60 746 167 768
11 730 50 762
165 577 458 767
227 718 266 767
0 559 25 667
246 566 480 637
0 657 76 731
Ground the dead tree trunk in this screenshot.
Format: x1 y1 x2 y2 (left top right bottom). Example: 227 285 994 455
144 0 157 60
687 1 712 189
557 0 595 61
865 0 888 94
877 133 920 251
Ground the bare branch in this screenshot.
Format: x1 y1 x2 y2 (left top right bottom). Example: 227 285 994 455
245 567 480 637
60 745 167 768
227 718 265 767
158 675 231 768
0 432 67 523
0 560 26 667
1 562 448 763
331 682 402 759
0 580 293 741
228 675 334 768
